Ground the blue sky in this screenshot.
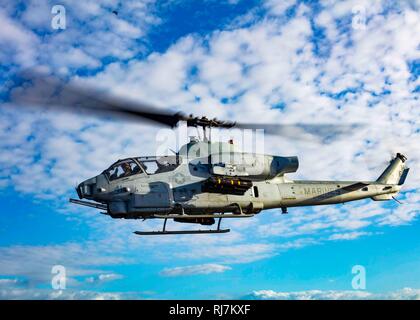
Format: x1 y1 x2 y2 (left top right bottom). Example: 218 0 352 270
0 0 419 299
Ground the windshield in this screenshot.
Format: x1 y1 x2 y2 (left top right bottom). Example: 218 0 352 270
105 159 143 181
136 155 180 175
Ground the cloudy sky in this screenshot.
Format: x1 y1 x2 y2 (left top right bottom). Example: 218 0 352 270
0 0 419 299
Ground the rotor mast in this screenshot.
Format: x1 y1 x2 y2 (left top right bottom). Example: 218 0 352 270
183 115 236 142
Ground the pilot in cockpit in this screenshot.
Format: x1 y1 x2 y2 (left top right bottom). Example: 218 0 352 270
121 162 132 176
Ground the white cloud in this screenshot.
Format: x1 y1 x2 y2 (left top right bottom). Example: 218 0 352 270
51 47 101 69
0 242 131 284
378 190 420 226
247 289 371 300
246 287 420 300
0 9 39 66
327 231 371 241
0 0 419 292
85 273 124 284
386 287 420 300
0 288 124 300
160 264 231 277
3 1 419 201
277 238 318 250
0 272 132 300
265 0 297 16
0 278 25 287
0 0 161 71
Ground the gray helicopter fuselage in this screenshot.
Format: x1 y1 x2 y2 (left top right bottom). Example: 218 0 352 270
76 140 408 219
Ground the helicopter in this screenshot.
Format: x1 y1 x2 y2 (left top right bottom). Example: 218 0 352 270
10 71 410 235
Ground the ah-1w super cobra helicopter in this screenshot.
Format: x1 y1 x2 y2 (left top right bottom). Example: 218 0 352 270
13 72 410 235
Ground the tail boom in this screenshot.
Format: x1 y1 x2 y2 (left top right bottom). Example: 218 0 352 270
273 153 409 207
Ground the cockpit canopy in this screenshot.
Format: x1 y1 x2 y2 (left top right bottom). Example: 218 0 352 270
104 155 181 181
106 159 141 181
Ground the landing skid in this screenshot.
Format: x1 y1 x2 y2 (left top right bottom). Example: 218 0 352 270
134 229 230 235
153 213 253 219
134 216 230 236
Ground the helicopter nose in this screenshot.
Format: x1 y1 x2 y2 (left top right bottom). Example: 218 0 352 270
76 183 83 199
76 177 97 199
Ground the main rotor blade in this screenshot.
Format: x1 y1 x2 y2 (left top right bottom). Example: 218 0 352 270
9 70 187 127
7 70 363 142
233 122 362 141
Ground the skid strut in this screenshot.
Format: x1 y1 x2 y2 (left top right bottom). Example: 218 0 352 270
134 216 230 236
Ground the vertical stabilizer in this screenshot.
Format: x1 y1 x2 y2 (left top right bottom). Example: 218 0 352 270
376 153 408 185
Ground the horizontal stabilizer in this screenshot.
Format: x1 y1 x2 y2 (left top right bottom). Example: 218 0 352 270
371 193 396 201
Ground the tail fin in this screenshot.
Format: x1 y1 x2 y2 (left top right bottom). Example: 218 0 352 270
376 153 409 185
372 153 409 201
